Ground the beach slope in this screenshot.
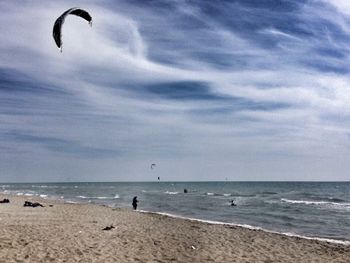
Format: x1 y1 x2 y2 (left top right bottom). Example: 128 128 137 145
0 195 349 262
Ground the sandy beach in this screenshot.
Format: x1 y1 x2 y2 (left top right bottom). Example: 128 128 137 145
0 194 349 263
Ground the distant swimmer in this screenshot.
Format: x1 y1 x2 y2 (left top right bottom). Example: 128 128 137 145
132 196 138 210
184 188 188 193
230 200 236 206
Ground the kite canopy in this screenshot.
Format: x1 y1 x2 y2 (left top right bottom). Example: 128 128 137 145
151 164 156 169
53 7 92 51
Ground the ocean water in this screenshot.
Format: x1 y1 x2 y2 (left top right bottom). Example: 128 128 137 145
1 181 350 243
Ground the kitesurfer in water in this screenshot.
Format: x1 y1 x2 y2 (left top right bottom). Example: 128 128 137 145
230 200 236 206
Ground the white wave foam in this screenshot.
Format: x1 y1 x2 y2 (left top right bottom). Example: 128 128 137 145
66 200 78 204
223 193 231 197
206 192 214 196
281 198 350 207
77 195 119 199
31 185 58 189
165 191 178 195
39 194 48 198
16 193 24 196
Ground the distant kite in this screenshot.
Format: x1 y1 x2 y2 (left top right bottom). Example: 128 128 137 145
53 7 92 52
151 164 156 169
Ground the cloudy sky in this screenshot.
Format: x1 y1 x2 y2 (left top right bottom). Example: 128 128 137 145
1 0 350 182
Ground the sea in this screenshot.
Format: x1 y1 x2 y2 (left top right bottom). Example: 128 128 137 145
1 181 349 244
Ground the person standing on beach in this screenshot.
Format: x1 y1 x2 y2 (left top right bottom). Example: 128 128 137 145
132 196 138 210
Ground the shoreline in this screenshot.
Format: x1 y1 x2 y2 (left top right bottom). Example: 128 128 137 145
139 210 350 246
3 191 350 246
1 194 350 262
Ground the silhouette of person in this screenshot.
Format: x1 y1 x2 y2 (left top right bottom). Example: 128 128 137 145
132 196 138 210
230 200 236 206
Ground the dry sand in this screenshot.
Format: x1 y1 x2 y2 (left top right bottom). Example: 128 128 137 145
0 194 349 262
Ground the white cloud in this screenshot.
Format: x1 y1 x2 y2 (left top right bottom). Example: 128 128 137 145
1 0 350 181
324 0 350 16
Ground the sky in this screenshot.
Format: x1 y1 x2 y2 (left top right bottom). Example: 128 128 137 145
1 0 350 182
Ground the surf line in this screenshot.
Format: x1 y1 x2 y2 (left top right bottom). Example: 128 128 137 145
138 210 350 246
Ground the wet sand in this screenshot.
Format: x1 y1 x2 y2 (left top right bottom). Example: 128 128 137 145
0 194 349 262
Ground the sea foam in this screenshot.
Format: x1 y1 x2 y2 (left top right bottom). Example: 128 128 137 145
281 198 350 207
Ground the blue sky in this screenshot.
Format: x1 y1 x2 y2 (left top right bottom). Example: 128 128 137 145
1 0 350 182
